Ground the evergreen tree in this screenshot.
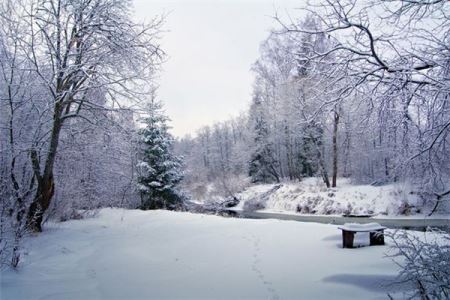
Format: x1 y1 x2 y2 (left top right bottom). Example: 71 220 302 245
137 100 183 210
248 94 280 183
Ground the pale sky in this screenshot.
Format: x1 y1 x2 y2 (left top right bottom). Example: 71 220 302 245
132 0 302 137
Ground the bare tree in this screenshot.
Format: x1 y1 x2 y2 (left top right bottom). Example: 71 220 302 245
13 0 164 231
275 0 449 206
0 0 38 267
331 106 340 188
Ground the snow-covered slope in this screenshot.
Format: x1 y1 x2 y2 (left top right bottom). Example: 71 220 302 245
235 178 424 216
2 208 404 299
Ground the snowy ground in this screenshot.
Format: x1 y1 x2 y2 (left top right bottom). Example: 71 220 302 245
0 209 409 300
233 178 431 216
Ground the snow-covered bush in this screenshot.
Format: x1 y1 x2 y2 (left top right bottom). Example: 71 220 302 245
215 175 251 200
388 230 450 299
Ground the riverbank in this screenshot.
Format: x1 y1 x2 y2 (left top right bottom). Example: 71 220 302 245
226 209 449 231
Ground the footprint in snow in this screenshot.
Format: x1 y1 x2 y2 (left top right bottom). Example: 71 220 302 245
250 236 280 300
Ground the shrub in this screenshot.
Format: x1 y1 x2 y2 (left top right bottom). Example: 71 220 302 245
388 229 450 299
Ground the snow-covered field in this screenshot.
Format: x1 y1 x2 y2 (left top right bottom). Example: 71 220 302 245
234 178 427 216
1 209 405 300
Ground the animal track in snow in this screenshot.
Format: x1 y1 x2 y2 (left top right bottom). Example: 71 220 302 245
250 235 280 300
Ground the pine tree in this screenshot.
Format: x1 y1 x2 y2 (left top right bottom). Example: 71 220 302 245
137 100 183 210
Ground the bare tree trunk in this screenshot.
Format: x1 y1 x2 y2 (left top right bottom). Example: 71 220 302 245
342 124 351 177
310 133 330 188
284 124 294 180
25 177 54 232
332 110 340 188
319 151 331 188
26 107 63 232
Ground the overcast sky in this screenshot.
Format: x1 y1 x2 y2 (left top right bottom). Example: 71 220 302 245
132 0 302 137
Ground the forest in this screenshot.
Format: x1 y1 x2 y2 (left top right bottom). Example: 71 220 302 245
0 0 449 299
176 1 450 215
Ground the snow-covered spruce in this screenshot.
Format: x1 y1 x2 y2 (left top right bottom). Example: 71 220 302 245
137 100 183 210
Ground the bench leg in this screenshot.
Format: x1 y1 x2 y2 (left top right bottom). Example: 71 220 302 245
342 231 355 248
370 230 385 246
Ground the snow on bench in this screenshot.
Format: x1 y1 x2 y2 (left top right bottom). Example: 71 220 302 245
338 223 386 248
338 223 386 232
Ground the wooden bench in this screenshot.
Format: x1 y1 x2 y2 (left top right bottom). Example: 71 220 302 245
338 223 386 248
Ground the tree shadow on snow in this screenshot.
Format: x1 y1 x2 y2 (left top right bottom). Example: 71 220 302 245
322 234 341 241
322 234 344 248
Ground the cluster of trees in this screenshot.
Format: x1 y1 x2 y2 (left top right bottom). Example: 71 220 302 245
0 0 184 268
175 115 251 200
271 0 450 207
177 0 450 213
53 107 138 217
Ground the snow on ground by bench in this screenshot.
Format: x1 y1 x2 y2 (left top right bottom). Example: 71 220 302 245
235 178 423 216
2 208 403 300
